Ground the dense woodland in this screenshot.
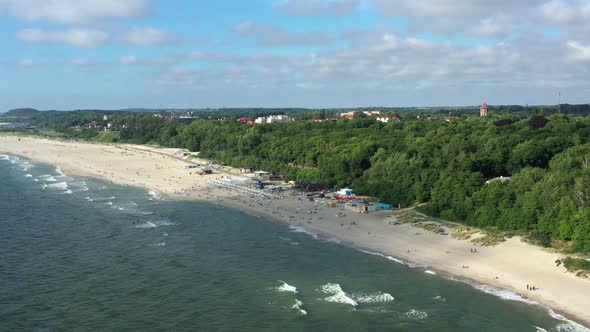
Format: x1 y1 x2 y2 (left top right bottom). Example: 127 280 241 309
6 106 590 253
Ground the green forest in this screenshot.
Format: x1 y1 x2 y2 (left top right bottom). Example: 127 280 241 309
11 108 590 253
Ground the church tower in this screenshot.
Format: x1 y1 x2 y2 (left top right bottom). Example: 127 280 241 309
480 102 489 117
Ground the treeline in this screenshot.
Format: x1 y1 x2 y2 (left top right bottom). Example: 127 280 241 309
26 111 590 253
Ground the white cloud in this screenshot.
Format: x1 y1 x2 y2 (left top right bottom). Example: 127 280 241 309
472 19 505 38
234 21 332 46
274 0 361 16
118 27 177 46
16 28 108 47
540 0 578 24
120 55 138 64
0 0 149 24
568 41 590 61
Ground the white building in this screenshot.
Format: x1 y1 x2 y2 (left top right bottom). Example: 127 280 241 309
254 115 293 124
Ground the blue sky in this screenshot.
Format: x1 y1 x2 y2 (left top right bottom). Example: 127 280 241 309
0 0 589 110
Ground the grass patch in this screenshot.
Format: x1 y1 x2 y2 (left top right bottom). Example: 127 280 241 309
558 257 590 278
415 222 448 235
451 226 478 240
471 234 506 247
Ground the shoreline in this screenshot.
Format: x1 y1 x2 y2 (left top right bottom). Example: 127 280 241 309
1 136 589 329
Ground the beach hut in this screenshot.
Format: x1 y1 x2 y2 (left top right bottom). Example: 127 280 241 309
199 166 213 175
338 188 354 196
378 203 394 210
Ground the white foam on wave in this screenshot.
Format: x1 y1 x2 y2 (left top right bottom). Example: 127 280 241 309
38 174 57 182
148 191 161 200
84 197 94 202
289 225 318 239
433 295 446 303
136 221 157 229
55 167 65 176
0 154 9 161
64 190 73 194
535 327 549 332
19 161 33 171
352 292 395 303
321 283 357 307
424 270 437 275
469 283 590 332
277 281 298 294
404 309 428 320
25 174 33 178
359 249 406 265
292 299 307 315
279 236 300 246
47 182 69 191
154 219 176 226
106 202 113 206
69 181 89 192
324 237 342 244
407 262 429 270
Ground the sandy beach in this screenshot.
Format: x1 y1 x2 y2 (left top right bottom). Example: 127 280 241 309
1 135 589 328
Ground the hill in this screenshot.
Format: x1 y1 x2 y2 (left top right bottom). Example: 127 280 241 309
2 108 40 118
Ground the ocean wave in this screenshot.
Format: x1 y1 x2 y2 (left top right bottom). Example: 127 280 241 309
550 312 590 332
279 236 300 246
433 295 446 302
25 174 33 178
148 191 161 200
404 309 428 320
276 281 298 294
292 299 307 315
64 190 73 194
55 168 65 176
84 197 94 202
0 154 9 161
154 219 176 226
469 283 590 332
47 182 69 191
135 221 158 229
323 237 342 244
38 175 57 182
92 196 116 201
359 249 406 265
19 161 33 171
321 283 357 307
289 225 318 239
424 270 437 275
352 292 395 303
68 181 89 192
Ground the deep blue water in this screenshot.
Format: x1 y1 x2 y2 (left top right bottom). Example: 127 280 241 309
0 154 587 331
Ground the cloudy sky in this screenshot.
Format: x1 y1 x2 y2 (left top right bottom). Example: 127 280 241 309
1 0 589 110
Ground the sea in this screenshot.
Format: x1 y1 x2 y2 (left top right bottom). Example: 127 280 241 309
1 154 588 332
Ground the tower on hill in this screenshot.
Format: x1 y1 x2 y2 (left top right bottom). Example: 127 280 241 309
480 102 489 117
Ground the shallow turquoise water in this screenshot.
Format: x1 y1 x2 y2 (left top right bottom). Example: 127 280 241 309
0 154 587 331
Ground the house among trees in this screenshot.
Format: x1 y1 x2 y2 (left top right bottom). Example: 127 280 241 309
480 102 489 117
376 116 401 123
